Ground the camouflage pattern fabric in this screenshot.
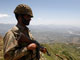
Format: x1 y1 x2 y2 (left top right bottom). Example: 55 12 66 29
14 4 33 17
3 24 46 60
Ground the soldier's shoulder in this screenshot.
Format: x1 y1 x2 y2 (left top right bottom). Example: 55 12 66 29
11 26 19 32
4 29 14 39
5 26 19 35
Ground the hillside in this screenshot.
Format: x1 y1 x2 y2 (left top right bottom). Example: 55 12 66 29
0 37 80 60
42 43 80 60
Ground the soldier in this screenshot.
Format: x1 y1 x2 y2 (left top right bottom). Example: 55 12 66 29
3 4 47 60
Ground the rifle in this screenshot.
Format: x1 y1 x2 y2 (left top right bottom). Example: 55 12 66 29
18 32 51 59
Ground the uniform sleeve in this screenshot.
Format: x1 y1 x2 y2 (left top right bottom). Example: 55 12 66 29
29 31 35 40
3 30 28 60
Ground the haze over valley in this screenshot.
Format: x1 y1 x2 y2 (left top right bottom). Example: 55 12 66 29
0 24 80 44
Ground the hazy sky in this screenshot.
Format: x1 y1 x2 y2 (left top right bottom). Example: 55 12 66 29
0 0 80 26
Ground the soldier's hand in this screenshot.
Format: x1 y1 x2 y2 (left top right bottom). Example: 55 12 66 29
40 47 47 53
27 43 37 50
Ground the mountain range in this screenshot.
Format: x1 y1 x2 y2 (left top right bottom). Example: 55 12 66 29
0 23 80 43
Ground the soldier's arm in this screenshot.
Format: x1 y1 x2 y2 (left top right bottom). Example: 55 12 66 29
29 31 51 56
3 31 28 60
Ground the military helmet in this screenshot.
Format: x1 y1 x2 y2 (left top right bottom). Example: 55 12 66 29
14 4 33 17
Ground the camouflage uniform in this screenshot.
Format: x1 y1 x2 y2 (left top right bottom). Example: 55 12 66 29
3 4 46 60
3 24 46 60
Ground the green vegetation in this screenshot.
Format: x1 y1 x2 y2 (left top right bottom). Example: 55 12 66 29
0 36 80 60
42 43 80 60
